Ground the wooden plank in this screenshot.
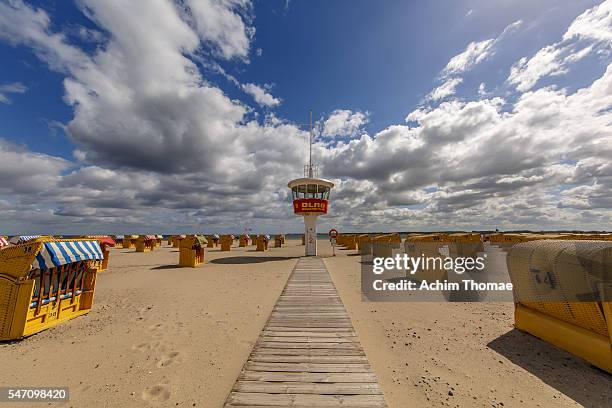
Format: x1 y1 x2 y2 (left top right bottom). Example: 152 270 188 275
264 323 354 328
274 304 343 308
233 381 381 395
270 312 349 316
272 306 346 310
270 317 351 320
260 336 358 343
238 371 378 383
262 331 356 338
266 320 353 325
282 287 337 289
244 362 372 373
278 298 338 301
249 355 368 364
225 393 386 407
223 258 387 407
252 348 365 356
264 327 355 333
269 319 351 322
279 296 339 299
279 288 337 291
276 298 340 301
257 343 361 350
270 315 349 319
266 319 353 323
267 317 350 321
279 294 337 297
273 308 345 310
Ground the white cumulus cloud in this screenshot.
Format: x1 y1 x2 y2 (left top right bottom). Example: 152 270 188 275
323 110 369 137
442 39 495 77
0 0 609 233
442 20 522 78
508 1 611 91
184 0 253 60
242 83 281 107
427 77 463 101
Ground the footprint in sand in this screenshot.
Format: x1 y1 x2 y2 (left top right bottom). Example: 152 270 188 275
148 323 164 333
142 384 171 402
153 342 168 354
172 321 185 332
75 383 92 393
156 351 181 368
132 342 151 352
238 339 254 347
215 319 230 330
170 320 193 336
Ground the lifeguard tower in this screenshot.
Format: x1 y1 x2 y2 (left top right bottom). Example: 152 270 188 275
288 112 334 256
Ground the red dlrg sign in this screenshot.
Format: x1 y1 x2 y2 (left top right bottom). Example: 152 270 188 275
293 199 328 214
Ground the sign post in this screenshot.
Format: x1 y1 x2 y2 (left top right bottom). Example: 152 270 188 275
329 229 339 257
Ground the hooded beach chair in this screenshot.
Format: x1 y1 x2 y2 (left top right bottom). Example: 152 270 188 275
0 238 103 340
179 235 208 267
135 235 156 252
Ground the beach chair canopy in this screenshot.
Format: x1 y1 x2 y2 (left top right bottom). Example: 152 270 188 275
32 240 104 270
9 235 41 244
0 236 9 249
115 235 124 240
181 235 208 248
143 235 156 241
156 235 163 239
213 234 220 239
97 237 115 246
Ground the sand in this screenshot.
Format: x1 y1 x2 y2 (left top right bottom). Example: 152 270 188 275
324 245 612 408
0 242 301 407
1 238 610 408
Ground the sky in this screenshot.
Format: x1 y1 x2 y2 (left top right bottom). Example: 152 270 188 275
0 0 610 234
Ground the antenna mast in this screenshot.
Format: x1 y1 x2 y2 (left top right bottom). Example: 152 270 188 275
309 110 313 178
300 111 318 178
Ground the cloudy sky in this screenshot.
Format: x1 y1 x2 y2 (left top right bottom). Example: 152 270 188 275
0 0 610 234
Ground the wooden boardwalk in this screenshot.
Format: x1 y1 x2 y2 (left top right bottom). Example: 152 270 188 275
224 257 387 407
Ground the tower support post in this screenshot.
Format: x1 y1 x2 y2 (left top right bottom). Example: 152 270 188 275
304 214 318 256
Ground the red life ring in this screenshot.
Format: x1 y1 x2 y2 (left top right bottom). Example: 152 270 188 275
329 229 339 238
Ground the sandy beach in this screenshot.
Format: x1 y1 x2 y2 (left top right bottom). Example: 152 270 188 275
2 2 611 407
0 242 298 407
325 251 612 408
1 238 610 408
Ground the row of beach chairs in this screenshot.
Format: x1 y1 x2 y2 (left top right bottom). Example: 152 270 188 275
334 231 612 373
0 233 287 341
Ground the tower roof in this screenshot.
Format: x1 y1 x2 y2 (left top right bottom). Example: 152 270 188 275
288 178 334 189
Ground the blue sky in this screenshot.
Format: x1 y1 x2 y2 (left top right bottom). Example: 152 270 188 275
0 0 610 233
1 0 601 159
246 0 598 125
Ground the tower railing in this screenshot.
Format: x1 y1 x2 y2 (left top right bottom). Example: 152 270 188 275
304 164 319 178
